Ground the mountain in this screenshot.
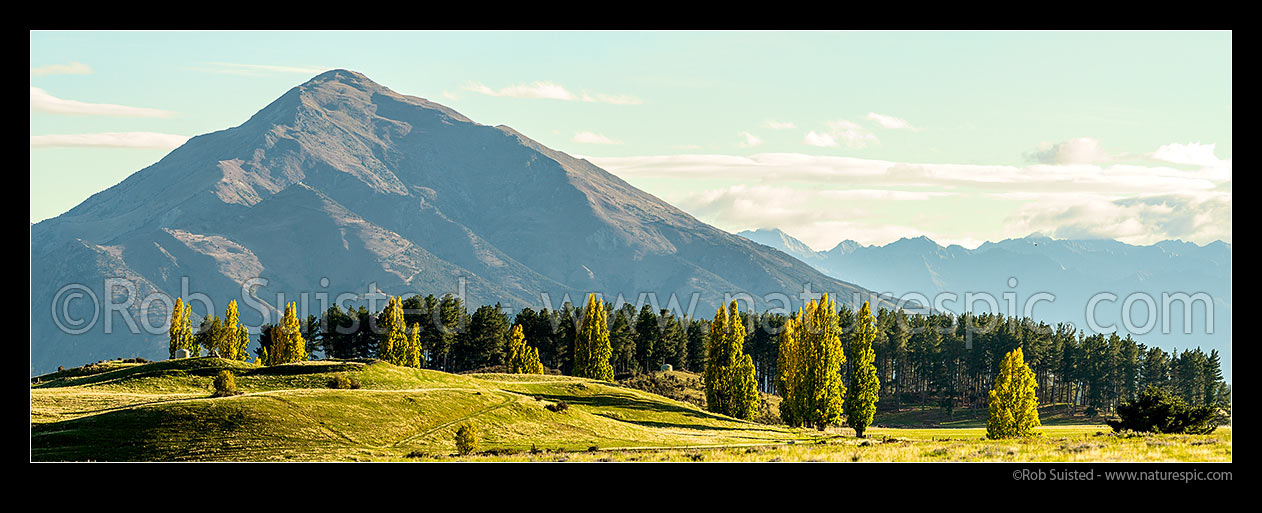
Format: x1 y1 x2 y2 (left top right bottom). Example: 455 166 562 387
737 229 1232 380
738 228 823 262
30 70 897 375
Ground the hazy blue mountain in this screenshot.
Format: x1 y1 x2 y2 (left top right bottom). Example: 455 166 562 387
30 70 897 375
737 228 1232 379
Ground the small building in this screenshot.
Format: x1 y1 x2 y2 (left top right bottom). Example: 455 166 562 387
659 363 673 372
173 348 190 359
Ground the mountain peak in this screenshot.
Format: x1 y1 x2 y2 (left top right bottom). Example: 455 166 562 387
827 239 864 256
736 228 819 259
889 235 940 249
304 69 374 87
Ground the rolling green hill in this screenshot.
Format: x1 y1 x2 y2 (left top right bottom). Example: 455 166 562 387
31 357 814 461
30 357 1230 462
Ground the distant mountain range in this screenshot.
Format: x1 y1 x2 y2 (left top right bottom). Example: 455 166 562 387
29 70 896 375
738 229 1232 379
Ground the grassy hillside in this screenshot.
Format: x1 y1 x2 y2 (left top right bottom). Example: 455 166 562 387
617 370 782 424
30 357 1231 462
31 357 813 461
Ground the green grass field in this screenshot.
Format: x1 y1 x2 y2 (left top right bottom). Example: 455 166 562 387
29 358 1230 462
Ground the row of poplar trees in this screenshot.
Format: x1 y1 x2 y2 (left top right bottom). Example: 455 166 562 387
774 295 881 435
168 298 252 361
168 298 307 366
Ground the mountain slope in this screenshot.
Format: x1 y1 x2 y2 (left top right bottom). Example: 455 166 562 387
30 70 896 374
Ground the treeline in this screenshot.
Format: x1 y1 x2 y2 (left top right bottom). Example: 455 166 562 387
733 307 1227 414
851 309 1230 414
304 294 710 375
219 293 1228 413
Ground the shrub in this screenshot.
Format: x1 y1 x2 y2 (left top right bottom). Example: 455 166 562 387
1084 406 1099 417
1106 386 1218 434
455 424 478 455
327 373 362 389
546 400 570 413
212 370 238 397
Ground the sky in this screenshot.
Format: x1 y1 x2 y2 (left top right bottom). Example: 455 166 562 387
30 30 1232 250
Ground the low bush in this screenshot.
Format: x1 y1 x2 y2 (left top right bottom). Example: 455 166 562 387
212 370 238 397
455 424 478 455
327 373 362 389
1106 386 1218 434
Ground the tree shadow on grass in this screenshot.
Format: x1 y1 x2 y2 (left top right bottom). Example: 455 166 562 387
535 390 786 433
597 415 790 435
246 362 364 376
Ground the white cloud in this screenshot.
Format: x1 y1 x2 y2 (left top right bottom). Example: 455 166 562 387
191 62 329 76
30 132 190 149
442 90 459 101
579 92 643 105
466 81 574 100
465 81 642 105
802 117 883 147
676 185 851 234
1151 142 1228 168
1003 191 1231 246
819 189 956 201
30 87 176 118
865 112 916 130
589 153 1226 194
804 131 838 147
589 147 1232 247
824 119 879 148
572 131 621 144
30 62 92 76
763 120 795 130
738 131 763 148
1025 137 1110 165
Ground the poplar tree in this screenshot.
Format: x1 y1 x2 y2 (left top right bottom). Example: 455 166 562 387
704 301 759 420
379 296 407 366
987 347 1041 439
168 297 194 358
405 322 423 369
269 302 307 365
233 324 251 362
573 294 614 381
776 313 805 426
523 343 543 374
223 300 251 361
799 295 845 430
845 301 881 437
507 324 544 374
